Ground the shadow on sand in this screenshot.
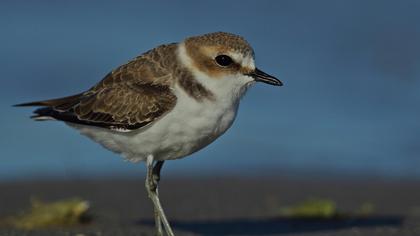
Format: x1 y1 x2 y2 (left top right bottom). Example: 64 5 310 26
138 216 403 235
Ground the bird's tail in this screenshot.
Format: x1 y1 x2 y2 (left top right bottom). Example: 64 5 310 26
14 93 83 121
14 93 82 107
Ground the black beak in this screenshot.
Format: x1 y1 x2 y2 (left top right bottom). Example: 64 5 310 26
246 68 283 86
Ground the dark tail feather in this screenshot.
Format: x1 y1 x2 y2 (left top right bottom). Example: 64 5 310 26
14 93 83 109
14 101 46 107
15 93 84 121
29 107 57 121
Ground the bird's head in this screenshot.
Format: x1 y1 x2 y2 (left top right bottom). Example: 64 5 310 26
179 32 282 89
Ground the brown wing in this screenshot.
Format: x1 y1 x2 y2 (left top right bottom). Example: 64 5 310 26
16 44 178 131
74 78 176 130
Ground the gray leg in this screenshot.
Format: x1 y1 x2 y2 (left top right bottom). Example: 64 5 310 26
152 161 165 185
152 161 165 235
145 155 174 236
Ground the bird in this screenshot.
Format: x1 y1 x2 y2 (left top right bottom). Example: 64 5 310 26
15 32 282 236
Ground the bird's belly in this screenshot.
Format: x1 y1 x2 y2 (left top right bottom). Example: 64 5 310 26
126 99 238 161
71 96 239 162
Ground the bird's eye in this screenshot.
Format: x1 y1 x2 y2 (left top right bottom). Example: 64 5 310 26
215 55 233 67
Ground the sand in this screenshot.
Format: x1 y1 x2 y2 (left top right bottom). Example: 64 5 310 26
0 177 420 236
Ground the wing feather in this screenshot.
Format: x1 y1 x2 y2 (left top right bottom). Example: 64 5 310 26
18 43 178 131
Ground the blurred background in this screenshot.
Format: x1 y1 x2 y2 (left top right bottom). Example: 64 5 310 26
1 0 419 181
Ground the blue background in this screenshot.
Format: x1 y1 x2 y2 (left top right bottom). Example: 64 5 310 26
1 0 420 181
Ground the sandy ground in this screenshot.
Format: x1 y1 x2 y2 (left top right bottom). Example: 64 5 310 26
0 177 420 236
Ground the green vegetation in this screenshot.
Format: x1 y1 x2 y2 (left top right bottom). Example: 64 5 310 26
280 198 338 218
279 198 374 219
1 198 90 230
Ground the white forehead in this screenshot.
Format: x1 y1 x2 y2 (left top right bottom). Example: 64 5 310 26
229 52 255 69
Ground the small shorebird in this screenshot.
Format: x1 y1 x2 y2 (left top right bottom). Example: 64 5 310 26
16 32 282 235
